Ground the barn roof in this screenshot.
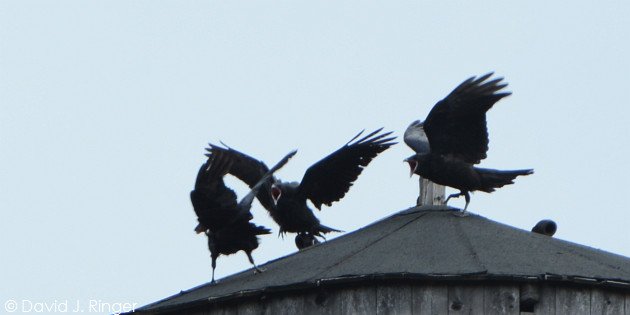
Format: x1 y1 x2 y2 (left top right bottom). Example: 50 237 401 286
136 206 630 313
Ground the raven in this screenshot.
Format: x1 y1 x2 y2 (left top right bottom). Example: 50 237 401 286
190 147 296 283
206 128 396 246
404 73 533 214
295 232 320 250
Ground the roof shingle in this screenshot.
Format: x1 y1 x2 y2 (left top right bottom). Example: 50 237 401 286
138 206 630 313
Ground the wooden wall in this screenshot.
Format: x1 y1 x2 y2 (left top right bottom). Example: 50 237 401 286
164 283 630 315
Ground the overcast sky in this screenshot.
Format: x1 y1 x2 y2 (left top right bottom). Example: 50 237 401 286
2 0 629 312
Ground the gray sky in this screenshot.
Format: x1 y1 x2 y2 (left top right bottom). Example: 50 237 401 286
2 0 629 312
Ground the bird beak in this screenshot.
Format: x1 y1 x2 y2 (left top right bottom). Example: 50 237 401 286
271 185 281 205
194 223 206 234
404 158 417 178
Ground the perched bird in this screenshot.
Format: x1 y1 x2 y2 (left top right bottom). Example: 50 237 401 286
295 232 320 250
190 147 296 283
206 128 396 246
404 73 533 214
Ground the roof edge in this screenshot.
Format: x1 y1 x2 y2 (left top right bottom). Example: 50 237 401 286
134 272 630 314
134 206 462 312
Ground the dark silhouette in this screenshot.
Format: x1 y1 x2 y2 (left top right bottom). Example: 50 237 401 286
404 73 532 214
206 128 396 247
532 220 557 236
191 147 296 283
295 232 320 250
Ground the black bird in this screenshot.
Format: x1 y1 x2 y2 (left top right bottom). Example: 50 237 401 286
190 147 296 283
295 232 320 250
404 73 533 214
206 128 396 246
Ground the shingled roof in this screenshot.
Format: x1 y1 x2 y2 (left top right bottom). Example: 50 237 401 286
137 206 630 313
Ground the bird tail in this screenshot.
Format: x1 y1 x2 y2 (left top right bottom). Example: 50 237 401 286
251 223 272 236
477 168 533 192
316 223 343 235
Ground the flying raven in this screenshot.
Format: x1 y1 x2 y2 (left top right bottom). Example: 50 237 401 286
404 73 533 214
206 128 396 247
190 147 296 283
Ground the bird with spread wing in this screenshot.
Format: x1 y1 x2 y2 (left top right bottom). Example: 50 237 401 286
404 73 533 214
190 147 296 283
206 128 396 249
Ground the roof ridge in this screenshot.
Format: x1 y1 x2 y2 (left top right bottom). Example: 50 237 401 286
136 208 630 314
552 237 627 272
308 211 430 281
451 214 487 272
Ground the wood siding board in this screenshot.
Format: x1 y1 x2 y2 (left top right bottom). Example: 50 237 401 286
483 285 519 315
534 284 555 314
339 286 377 315
519 283 540 311
447 284 484 314
302 290 340 315
204 304 216 315
590 289 625 315
412 284 448 315
175 308 205 315
215 303 238 315
236 299 263 315
163 285 630 315
376 284 412 315
555 285 591 315
262 294 304 315
203 304 217 315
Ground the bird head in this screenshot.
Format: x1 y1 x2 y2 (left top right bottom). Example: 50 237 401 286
194 223 207 234
404 156 418 178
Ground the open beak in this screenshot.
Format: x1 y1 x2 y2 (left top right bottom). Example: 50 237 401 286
404 158 417 178
271 185 281 205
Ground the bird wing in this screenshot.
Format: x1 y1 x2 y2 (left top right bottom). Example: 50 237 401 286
422 73 511 164
190 150 240 232
205 143 277 212
297 128 397 210
403 120 430 154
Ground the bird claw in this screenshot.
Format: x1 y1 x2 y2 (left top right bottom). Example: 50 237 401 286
440 196 448 205
453 210 469 217
254 267 266 274
210 279 217 285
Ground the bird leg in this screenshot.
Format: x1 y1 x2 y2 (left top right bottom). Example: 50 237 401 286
246 251 265 274
312 233 323 244
444 191 465 204
315 233 327 242
417 178 422 205
462 192 471 215
210 257 217 284
453 192 471 217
